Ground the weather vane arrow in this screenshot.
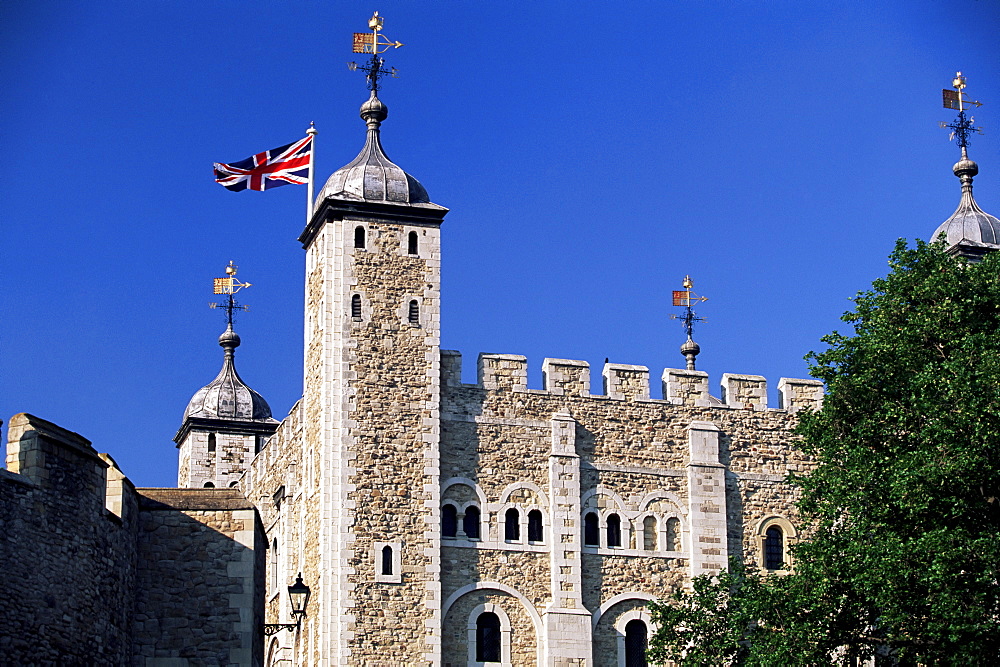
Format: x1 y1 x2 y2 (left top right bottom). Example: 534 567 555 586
348 11 403 93
209 260 251 327
940 72 985 155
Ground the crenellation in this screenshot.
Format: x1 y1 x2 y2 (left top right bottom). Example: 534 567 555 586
543 358 591 397
478 352 529 391
721 373 768 410
602 363 650 400
778 377 825 412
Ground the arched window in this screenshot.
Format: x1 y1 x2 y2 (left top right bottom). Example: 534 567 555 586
354 226 365 249
665 517 681 552
207 433 216 452
527 509 543 542
229 480 238 488
607 513 622 548
408 300 419 325
203 481 215 488
504 508 520 541
442 504 457 538
764 526 784 570
643 516 657 550
381 545 393 575
584 512 599 546
624 619 648 667
351 294 362 320
407 231 418 255
476 612 502 662
463 505 481 540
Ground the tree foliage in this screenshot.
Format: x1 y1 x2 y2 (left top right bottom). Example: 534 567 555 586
650 241 1000 665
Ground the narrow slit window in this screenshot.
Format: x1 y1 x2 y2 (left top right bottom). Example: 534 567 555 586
442 504 458 538
408 300 419 325
476 612 502 662
504 508 520 541
527 510 543 542
407 231 418 255
463 506 481 540
351 294 362 320
666 517 681 552
764 526 784 570
607 513 622 548
207 433 216 452
381 545 393 575
643 516 657 550
354 226 365 249
584 512 599 546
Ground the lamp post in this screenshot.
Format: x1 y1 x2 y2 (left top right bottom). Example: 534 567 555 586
263 573 311 636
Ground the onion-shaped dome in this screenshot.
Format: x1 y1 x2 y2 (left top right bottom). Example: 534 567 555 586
930 156 1000 258
313 91 430 209
182 326 273 422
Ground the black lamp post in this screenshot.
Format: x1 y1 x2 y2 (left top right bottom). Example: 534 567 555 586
263 573 311 636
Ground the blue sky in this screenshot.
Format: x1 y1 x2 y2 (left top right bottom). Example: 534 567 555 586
2 1 998 487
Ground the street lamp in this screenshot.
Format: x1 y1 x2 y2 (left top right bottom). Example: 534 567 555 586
263 573 311 636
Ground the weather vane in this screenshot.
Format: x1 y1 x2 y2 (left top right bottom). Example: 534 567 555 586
940 72 984 156
670 276 708 371
209 260 251 327
348 11 404 93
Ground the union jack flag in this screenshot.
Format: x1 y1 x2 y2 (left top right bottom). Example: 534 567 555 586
213 136 312 191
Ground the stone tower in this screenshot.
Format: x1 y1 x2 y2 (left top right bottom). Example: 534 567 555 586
299 87 448 663
175 323 278 488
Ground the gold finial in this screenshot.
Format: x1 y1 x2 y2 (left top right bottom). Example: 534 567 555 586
953 71 967 92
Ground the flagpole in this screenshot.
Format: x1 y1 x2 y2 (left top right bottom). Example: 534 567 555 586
306 121 318 225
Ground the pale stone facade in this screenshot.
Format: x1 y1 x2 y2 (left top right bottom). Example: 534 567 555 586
0 86 824 666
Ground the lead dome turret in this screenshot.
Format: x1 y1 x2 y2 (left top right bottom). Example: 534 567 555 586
312 91 430 209
930 156 1000 261
182 325 274 422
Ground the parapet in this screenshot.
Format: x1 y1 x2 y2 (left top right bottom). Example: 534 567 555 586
442 351 822 411
5 412 106 488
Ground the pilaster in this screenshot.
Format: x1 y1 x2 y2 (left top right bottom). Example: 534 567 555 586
686 421 729 578
545 412 592 665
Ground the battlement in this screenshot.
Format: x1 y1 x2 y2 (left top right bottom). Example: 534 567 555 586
442 352 823 412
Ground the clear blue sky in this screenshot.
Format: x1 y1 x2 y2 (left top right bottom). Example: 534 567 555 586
2 1 998 487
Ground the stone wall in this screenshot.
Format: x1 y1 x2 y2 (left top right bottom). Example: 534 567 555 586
133 488 264 667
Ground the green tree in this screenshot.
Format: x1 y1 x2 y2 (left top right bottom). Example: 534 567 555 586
649 241 1000 665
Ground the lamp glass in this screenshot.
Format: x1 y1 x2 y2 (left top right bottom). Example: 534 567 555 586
288 573 310 616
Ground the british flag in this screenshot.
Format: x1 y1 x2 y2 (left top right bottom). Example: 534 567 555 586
213 136 312 191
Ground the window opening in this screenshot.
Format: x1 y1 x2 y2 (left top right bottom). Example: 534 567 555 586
351 294 362 320
354 226 365 249
207 433 216 452
666 517 681 552
442 504 458 538
203 481 215 488
229 480 238 488
408 300 419 325
527 509 543 542
463 505 481 539
624 619 648 667
643 516 657 550
765 526 784 570
584 512 599 546
504 508 520 541
270 538 278 592
607 513 622 548
476 612 502 662
381 545 393 575
407 231 418 255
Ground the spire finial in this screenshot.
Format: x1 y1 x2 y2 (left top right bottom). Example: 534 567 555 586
670 276 708 371
210 261 252 351
348 12 403 96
